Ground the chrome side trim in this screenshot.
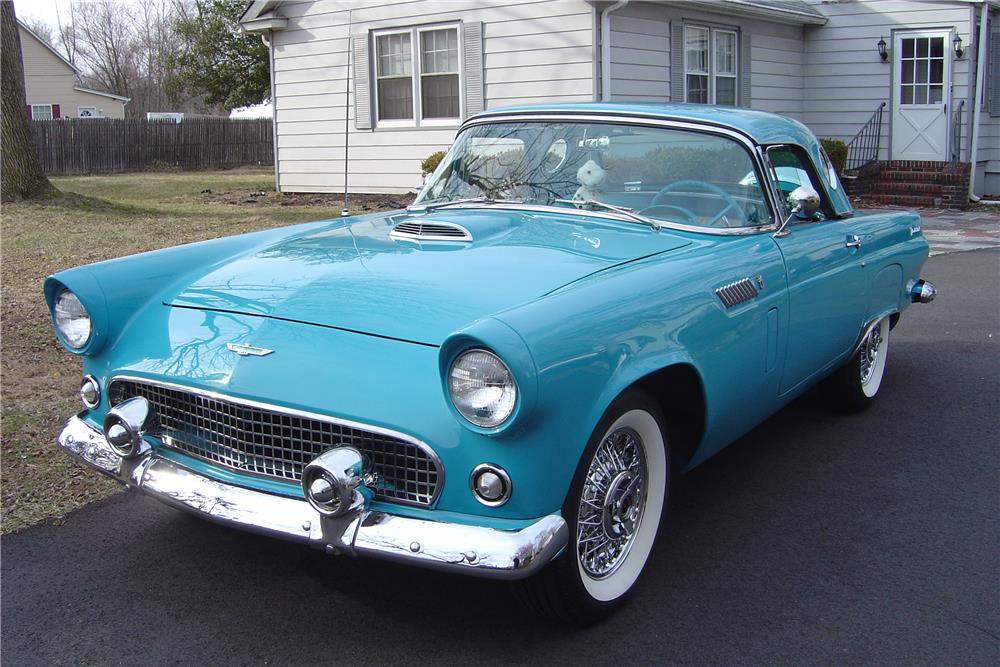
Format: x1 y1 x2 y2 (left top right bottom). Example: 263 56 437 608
716 278 759 308
57 415 567 580
108 374 445 505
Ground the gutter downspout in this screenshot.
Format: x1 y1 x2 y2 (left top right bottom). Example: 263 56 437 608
263 30 279 193
600 1 629 101
968 1 989 201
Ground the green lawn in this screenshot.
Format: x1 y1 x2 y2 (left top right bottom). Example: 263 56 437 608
0 168 382 533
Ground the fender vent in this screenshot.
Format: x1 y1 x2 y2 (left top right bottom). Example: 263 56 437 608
716 278 759 308
390 221 471 241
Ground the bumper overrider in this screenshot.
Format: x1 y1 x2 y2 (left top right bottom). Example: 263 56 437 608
57 411 568 579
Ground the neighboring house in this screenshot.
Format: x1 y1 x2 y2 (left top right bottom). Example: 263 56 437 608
241 0 1000 199
18 22 129 120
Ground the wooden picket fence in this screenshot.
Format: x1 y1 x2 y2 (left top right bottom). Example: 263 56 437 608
30 118 274 175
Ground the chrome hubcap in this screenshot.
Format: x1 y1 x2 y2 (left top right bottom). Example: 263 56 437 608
860 325 884 385
577 426 647 579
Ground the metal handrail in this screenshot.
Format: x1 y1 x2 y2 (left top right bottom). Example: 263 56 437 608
845 102 886 171
950 100 964 162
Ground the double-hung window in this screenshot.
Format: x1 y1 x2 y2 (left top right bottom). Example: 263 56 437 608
684 25 738 106
374 25 460 126
31 104 54 120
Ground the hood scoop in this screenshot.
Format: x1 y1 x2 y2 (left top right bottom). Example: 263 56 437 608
390 220 472 242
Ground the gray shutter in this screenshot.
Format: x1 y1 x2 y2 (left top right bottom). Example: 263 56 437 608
670 21 684 102
990 23 1000 117
352 34 372 130
740 31 752 108
463 21 484 116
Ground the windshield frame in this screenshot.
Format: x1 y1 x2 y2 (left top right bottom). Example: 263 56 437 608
413 112 783 237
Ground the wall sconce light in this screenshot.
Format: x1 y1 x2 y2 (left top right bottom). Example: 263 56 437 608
877 36 888 62
953 34 964 59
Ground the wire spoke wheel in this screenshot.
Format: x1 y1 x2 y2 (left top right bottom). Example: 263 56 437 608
859 324 884 387
577 426 648 579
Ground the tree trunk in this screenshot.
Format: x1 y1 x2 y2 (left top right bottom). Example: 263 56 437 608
1 2 56 203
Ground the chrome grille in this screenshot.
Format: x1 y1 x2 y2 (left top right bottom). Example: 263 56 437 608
108 378 441 506
390 221 471 241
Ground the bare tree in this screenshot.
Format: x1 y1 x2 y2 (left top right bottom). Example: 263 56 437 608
73 0 137 100
1 2 56 202
22 17 55 46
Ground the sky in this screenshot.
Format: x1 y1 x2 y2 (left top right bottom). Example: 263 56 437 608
14 0 74 31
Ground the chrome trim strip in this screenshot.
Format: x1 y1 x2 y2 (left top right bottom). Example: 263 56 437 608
57 416 567 580
446 113 783 236
108 374 445 506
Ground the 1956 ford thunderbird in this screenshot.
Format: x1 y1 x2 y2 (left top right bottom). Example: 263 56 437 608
48 103 935 623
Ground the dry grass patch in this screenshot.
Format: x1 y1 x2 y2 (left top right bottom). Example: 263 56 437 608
1 168 402 533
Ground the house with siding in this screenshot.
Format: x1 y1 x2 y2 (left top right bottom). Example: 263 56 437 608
241 0 999 201
19 22 129 120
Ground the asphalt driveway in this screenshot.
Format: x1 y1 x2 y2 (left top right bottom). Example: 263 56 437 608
3 249 998 666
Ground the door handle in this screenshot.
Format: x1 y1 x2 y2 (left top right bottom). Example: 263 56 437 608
846 235 862 249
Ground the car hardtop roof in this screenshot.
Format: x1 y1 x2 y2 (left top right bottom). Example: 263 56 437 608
467 102 816 147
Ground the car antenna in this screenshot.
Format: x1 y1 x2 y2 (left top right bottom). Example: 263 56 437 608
341 9 353 217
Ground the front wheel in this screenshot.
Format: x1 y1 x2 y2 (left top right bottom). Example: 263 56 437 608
825 316 890 412
516 389 669 624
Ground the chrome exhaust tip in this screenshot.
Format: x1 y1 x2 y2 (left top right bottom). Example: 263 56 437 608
302 447 374 517
909 279 936 303
102 396 156 458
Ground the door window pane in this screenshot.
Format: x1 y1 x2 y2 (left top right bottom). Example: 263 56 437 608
916 37 928 58
929 85 943 104
929 36 943 58
901 86 914 104
902 60 914 84
902 38 915 58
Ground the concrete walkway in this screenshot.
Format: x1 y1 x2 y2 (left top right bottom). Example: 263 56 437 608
903 208 1000 256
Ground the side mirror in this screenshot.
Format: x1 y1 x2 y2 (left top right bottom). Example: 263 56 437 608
788 186 821 219
774 185 821 238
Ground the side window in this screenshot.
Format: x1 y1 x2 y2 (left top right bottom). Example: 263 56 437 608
765 145 830 219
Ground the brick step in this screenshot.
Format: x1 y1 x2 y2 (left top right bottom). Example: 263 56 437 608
882 160 956 170
869 182 945 195
864 194 939 207
877 170 968 183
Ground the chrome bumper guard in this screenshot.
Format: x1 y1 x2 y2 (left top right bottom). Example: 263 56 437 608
57 416 567 580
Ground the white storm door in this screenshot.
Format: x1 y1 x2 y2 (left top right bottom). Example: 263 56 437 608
891 31 950 161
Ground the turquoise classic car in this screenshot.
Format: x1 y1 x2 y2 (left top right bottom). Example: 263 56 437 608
48 103 936 623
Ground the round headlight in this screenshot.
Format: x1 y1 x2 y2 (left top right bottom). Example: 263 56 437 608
54 289 91 349
448 349 517 428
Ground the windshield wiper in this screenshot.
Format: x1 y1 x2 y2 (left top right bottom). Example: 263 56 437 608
553 199 661 231
407 196 521 213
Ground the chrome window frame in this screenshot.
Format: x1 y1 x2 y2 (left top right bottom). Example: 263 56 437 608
441 112 783 236
108 374 445 506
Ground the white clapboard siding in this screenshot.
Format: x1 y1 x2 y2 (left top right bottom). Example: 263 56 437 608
271 0 595 193
607 2 804 117
801 0 973 162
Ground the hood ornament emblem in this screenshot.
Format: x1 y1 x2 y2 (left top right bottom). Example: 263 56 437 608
226 342 274 357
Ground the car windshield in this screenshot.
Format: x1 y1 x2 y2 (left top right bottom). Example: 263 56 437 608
415 121 773 228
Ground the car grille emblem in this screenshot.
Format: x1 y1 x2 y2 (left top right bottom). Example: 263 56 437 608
226 342 274 357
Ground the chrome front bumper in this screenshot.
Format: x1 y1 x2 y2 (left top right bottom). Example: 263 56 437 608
57 415 567 579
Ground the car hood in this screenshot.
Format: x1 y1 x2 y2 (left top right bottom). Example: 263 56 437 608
164 208 692 345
